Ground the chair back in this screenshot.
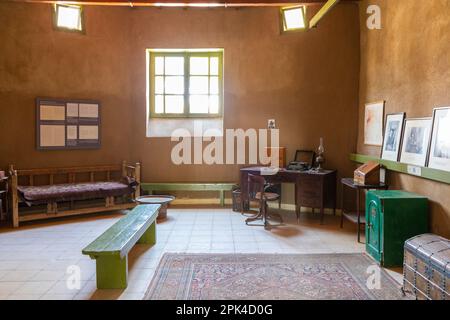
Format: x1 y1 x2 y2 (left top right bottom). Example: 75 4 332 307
248 174 265 202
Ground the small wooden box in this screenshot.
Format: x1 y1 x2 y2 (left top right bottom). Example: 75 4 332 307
354 161 380 185
403 234 449 300
265 147 286 168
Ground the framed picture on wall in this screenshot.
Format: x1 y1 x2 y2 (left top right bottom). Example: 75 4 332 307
427 107 450 171
36 98 101 150
400 117 432 166
381 112 405 161
364 101 385 146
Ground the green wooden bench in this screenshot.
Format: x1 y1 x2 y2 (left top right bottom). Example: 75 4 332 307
141 183 235 206
82 204 160 289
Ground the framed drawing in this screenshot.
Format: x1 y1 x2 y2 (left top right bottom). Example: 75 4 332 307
381 113 405 161
364 101 385 146
427 107 450 171
400 118 432 167
36 98 101 150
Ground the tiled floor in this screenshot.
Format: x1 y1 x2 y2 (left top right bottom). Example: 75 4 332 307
0 208 400 300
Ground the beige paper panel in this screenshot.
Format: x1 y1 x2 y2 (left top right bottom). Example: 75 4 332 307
66 103 79 117
67 125 78 140
79 125 98 139
79 103 99 118
40 105 65 121
40 125 65 147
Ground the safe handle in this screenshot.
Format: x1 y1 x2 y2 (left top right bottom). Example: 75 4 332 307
367 200 378 231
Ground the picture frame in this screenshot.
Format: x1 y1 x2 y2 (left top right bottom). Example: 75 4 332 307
400 117 432 167
427 107 450 171
381 112 406 161
364 101 385 146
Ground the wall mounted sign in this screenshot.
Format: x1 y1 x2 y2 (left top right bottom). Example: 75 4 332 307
36 98 101 150
364 101 385 146
400 117 432 167
427 107 450 171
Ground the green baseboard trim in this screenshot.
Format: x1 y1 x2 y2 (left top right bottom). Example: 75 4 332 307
141 183 235 192
141 183 236 207
350 153 450 185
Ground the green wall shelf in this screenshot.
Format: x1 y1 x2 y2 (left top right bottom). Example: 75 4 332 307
350 153 450 185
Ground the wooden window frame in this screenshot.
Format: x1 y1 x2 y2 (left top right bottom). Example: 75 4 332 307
53 4 85 34
148 50 224 119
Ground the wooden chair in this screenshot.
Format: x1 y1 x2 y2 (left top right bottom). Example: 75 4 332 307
245 174 282 230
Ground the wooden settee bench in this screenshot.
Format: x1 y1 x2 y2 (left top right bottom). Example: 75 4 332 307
8 161 140 228
82 204 159 289
141 182 235 206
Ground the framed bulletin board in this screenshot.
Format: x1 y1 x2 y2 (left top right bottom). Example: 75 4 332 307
36 98 101 150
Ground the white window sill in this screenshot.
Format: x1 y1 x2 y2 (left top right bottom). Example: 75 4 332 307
146 117 223 138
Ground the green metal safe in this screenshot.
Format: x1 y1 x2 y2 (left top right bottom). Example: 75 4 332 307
366 190 428 267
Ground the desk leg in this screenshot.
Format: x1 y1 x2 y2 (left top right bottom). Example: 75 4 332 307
357 189 361 243
333 193 337 216
320 206 325 225
340 185 345 228
240 171 248 213
295 182 300 223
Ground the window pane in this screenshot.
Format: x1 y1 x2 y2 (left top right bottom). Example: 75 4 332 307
155 57 164 75
165 57 184 75
209 77 219 94
155 95 164 113
210 57 219 75
155 76 164 94
165 76 184 94
189 95 209 113
165 95 184 113
209 95 219 114
57 5 82 30
190 76 209 94
283 7 306 30
190 57 209 75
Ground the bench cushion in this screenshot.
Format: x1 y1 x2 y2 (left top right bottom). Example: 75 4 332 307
18 178 138 205
82 204 160 259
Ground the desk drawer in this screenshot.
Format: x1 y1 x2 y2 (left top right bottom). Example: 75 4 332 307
297 177 322 207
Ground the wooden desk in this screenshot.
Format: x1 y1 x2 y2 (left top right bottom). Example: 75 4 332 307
240 167 337 224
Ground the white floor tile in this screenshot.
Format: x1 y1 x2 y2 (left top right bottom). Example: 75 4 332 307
0 208 381 300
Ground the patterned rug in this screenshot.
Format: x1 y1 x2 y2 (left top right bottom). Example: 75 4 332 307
144 253 409 300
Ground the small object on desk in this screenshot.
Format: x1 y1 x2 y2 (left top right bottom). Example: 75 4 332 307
314 137 325 172
287 150 315 171
354 161 380 185
135 195 175 221
340 178 388 243
0 171 5 179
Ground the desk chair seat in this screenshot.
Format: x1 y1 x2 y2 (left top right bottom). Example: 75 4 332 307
264 183 282 208
245 174 282 230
